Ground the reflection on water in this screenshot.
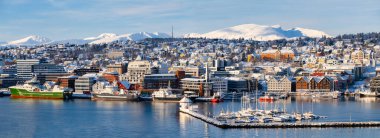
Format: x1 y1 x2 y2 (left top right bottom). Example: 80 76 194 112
1 97 380 137
356 97 379 103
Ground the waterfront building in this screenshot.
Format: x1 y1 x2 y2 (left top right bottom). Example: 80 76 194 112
2 66 17 75
57 75 78 91
127 60 153 84
181 78 212 97
0 74 19 88
75 74 97 93
227 77 249 94
295 76 333 92
370 76 380 93
267 76 294 92
210 77 228 94
32 63 68 83
296 77 310 92
16 59 40 80
143 74 179 91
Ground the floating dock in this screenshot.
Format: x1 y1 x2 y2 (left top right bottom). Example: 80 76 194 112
179 108 380 128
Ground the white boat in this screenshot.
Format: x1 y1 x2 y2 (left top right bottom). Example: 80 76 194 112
303 112 319 120
92 93 139 101
152 83 183 102
358 89 379 97
273 117 285 122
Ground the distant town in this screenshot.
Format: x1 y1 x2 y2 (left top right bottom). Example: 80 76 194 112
1 32 380 101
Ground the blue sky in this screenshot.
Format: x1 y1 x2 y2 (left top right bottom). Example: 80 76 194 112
0 0 379 41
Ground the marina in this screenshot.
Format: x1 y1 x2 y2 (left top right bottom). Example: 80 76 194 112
180 106 380 128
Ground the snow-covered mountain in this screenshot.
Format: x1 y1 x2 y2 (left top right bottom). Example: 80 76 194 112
50 32 170 45
7 35 51 46
50 39 91 45
89 32 170 44
183 24 330 41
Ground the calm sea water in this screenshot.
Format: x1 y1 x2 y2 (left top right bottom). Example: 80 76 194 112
1 97 380 138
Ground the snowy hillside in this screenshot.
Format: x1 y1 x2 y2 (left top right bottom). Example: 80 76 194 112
89 32 170 44
7 35 51 46
48 32 170 45
183 24 330 41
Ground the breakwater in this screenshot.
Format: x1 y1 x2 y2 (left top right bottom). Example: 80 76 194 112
179 108 380 128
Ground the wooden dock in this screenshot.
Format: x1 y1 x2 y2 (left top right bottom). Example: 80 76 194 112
179 108 380 129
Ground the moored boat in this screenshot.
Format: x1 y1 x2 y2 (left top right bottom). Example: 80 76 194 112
92 93 139 101
195 93 223 103
0 89 11 97
152 84 183 102
9 76 71 99
259 95 275 102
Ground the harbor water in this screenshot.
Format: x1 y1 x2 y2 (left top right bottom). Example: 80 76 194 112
0 97 380 137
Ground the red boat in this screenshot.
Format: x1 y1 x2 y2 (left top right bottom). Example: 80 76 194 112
211 97 223 103
259 95 275 102
195 95 223 103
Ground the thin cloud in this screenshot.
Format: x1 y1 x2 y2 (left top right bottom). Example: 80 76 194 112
112 3 182 16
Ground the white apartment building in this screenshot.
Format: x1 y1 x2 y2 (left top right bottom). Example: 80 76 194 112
127 60 151 84
267 76 293 92
75 74 97 93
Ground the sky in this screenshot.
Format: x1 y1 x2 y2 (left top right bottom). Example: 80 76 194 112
0 0 379 41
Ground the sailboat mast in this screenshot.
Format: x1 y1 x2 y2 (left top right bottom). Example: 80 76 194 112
255 79 258 111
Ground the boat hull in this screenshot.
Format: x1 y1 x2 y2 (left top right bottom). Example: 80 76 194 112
152 97 182 102
195 97 222 103
92 94 139 101
359 93 380 97
0 91 11 97
72 93 92 99
10 88 63 99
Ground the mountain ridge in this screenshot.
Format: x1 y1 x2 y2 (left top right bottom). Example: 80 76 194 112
183 24 330 41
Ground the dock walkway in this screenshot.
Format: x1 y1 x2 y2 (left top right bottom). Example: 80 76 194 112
179 108 380 128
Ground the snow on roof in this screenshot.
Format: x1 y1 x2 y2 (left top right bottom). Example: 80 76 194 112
227 77 245 81
82 73 98 78
119 80 130 89
262 49 278 54
145 74 176 77
181 78 205 81
280 49 294 53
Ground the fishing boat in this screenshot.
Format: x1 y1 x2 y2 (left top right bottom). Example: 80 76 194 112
152 83 183 102
92 92 139 101
92 82 139 101
9 76 72 99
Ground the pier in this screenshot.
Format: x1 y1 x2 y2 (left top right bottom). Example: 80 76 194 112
179 107 380 128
